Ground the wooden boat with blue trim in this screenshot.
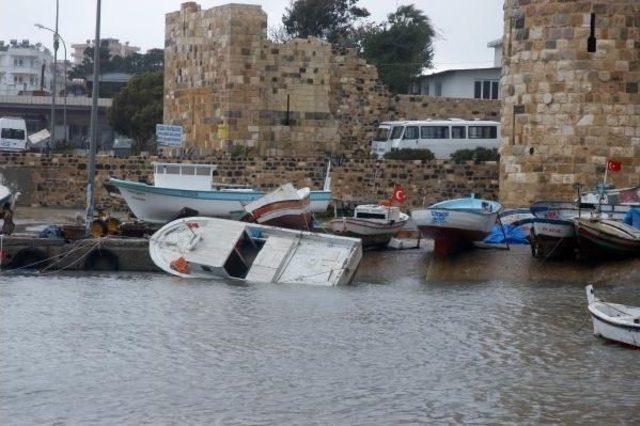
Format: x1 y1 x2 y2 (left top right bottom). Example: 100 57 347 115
586 285 640 348
410 195 502 255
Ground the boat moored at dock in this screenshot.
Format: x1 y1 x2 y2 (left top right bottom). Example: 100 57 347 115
327 204 409 248
574 217 640 257
411 195 502 255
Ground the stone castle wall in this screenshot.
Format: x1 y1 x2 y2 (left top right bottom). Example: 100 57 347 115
500 0 640 205
164 2 499 156
0 153 498 212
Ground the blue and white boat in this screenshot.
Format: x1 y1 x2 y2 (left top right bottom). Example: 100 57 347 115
109 162 332 223
410 195 502 255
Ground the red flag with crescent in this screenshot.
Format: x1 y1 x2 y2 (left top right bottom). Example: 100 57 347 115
606 159 622 172
391 185 406 204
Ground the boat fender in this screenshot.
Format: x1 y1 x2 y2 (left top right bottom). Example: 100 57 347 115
170 256 191 274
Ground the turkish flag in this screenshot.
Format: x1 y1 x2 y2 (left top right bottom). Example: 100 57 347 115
391 185 407 204
606 159 622 172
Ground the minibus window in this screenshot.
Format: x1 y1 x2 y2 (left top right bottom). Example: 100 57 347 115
403 126 419 140
1 128 25 139
451 126 466 139
390 126 404 140
374 127 390 141
420 126 449 139
469 126 497 139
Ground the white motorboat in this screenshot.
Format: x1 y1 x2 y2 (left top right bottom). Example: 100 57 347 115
149 217 362 286
411 195 502 255
586 285 640 348
109 162 332 223
0 184 11 206
242 183 312 230
327 204 409 248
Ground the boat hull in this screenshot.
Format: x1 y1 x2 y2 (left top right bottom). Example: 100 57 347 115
529 218 576 259
110 178 331 223
326 216 408 248
589 311 640 347
248 199 313 230
575 218 640 257
411 208 498 255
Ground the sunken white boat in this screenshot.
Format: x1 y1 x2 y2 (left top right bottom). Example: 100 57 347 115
149 217 362 286
586 285 640 348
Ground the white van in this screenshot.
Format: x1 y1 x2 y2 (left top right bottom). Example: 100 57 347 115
371 118 501 159
0 117 29 152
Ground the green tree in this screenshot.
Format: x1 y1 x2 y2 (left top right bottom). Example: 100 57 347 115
108 71 163 151
362 5 435 93
282 0 369 43
69 45 164 78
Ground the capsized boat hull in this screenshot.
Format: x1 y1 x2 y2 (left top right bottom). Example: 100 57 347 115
326 215 409 248
586 285 640 348
575 218 640 257
110 178 331 223
149 217 362 286
243 184 313 230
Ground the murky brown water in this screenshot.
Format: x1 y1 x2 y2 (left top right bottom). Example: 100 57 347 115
2 267 639 424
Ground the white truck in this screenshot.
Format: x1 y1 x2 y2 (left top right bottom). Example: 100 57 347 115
0 117 29 152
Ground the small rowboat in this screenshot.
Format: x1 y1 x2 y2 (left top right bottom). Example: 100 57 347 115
242 183 313 230
574 217 640 257
149 217 362 286
411 195 502 255
586 285 640 348
326 204 409 248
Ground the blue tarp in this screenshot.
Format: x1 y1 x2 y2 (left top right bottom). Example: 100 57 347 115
38 225 64 239
624 208 640 229
483 224 530 245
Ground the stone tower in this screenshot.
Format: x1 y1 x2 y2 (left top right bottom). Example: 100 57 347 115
499 0 640 206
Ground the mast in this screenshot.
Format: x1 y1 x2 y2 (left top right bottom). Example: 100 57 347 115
85 0 101 234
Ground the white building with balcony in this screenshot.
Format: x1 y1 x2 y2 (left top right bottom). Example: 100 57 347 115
0 40 54 95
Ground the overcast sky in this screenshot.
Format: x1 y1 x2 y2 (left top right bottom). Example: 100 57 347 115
0 0 504 73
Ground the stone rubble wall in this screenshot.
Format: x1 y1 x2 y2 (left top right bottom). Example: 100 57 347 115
500 0 640 205
164 2 500 157
0 153 499 212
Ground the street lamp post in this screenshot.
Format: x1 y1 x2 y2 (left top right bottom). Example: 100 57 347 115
86 0 102 233
49 0 59 152
35 23 67 146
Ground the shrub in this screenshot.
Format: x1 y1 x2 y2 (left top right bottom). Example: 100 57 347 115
450 147 499 163
383 148 435 161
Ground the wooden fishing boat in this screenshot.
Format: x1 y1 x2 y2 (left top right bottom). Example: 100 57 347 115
498 208 535 235
149 217 362 286
109 162 332 223
410 195 502 255
326 204 409 248
529 201 578 259
586 285 640 348
242 183 313 230
574 217 640 257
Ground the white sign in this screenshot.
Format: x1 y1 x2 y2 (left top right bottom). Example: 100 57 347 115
156 124 183 146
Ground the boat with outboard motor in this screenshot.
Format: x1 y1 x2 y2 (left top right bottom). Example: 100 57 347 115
411 195 502 255
109 162 332 223
149 217 362 286
327 204 409 248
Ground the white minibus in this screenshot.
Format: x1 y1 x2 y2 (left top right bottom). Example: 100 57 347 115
0 117 29 152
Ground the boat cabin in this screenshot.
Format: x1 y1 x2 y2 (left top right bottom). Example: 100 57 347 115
354 204 402 223
153 162 217 191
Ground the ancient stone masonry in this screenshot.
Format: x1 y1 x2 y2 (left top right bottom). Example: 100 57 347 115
164 2 499 157
500 0 640 206
0 153 498 212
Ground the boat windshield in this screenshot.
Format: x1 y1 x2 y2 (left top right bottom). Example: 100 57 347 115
374 127 390 142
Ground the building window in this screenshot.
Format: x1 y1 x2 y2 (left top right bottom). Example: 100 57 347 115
435 82 442 97
422 82 430 96
475 80 499 100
